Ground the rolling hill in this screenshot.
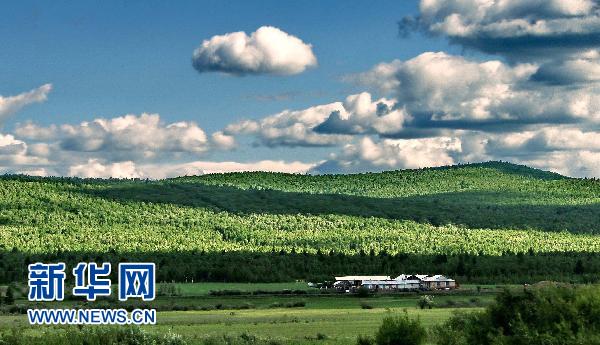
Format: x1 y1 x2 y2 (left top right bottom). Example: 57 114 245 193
0 161 598 283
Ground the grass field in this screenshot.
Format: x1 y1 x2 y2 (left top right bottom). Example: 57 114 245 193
0 302 481 344
174 282 311 296
151 307 472 344
0 282 493 344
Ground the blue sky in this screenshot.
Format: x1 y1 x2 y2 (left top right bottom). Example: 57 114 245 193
3 1 438 125
1 0 599 178
2 0 458 163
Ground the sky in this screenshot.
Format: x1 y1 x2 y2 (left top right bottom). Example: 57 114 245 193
1 0 599 178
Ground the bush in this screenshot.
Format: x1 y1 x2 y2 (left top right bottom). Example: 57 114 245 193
416 295 434 309
433 285 600 345
360 302 374 309
356 335 374 345
375 313 427 345
158 283 181 297
4 287 14 305
209 289 243 296
285 301 306 308
0 326 187 345
268 302 283 308
356 286 371 298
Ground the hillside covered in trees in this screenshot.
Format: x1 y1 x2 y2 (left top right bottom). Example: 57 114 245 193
0 161 598 283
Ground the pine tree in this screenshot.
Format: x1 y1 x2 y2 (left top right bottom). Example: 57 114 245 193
4 286 14 305
574 259 585 275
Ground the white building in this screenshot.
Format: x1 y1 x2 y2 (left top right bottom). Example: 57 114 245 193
334 276 391 287
333 274 457 291
420 275 456 290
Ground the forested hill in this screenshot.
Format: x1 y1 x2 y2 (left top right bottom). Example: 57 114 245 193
80 161 597 234
177 161 568 197
0 161 599 283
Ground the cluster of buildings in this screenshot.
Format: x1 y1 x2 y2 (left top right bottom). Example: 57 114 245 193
333 274 457 292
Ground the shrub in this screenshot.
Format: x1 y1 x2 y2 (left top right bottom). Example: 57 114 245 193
4 288 14 305
286 301 306 308
0 326 187 345
268 302 283 308
375 313 427 345
209 290 243 296
158 283 181 297
434 285 600 345
356 335 375 345
360 302 374 309
356 286 371 298
443 299 457 307
416 295 434 309
316 333 328 340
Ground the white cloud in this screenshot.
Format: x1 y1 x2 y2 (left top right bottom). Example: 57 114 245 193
0 84 52 123
531 50 600 84
0 133 50 168
143 160 315 179
15 113 222 161
224 92 407 147
211 131 237 150
403 0 600 59
346 52 600 133
446 126 600 177
0 134 27 156
311 136 461 174
67 159 315 179
224 101 350 147
314 92 409 136
308 124 600 177
192 26 317 76
517 151 600 178
464 126 600 158
69 159 144 179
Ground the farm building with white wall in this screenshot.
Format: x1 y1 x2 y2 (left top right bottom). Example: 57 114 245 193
333 274 456 292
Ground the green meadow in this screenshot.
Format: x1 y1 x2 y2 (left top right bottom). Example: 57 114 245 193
0 282 492 344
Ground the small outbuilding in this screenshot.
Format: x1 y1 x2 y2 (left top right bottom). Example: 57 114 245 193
420 275 456 290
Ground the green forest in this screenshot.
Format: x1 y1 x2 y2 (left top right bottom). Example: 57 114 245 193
0 161 599 284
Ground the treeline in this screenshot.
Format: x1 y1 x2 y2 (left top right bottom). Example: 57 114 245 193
1 249 599 284
358 284 600 345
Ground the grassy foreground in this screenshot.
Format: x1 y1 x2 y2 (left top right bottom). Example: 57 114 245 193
0 282 493 344
0 304 479 344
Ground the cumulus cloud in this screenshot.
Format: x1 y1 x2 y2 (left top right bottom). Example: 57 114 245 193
311 136 461 174
522 151 600 178
223 92 409 147
142 159 315 179
402 0 600 59
0 133 50 169
4 112 318 179
224 102 350 147
0 84 52 123
345 52 599 135
531 50 600 85
460 126 600 160
314 92 409 136
69 159 144 179
67 159 315 179
14 113 233 161
446 126 600 177
211 131 237 150
192 26 317 76
0 134 28 157
308 125 600 177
